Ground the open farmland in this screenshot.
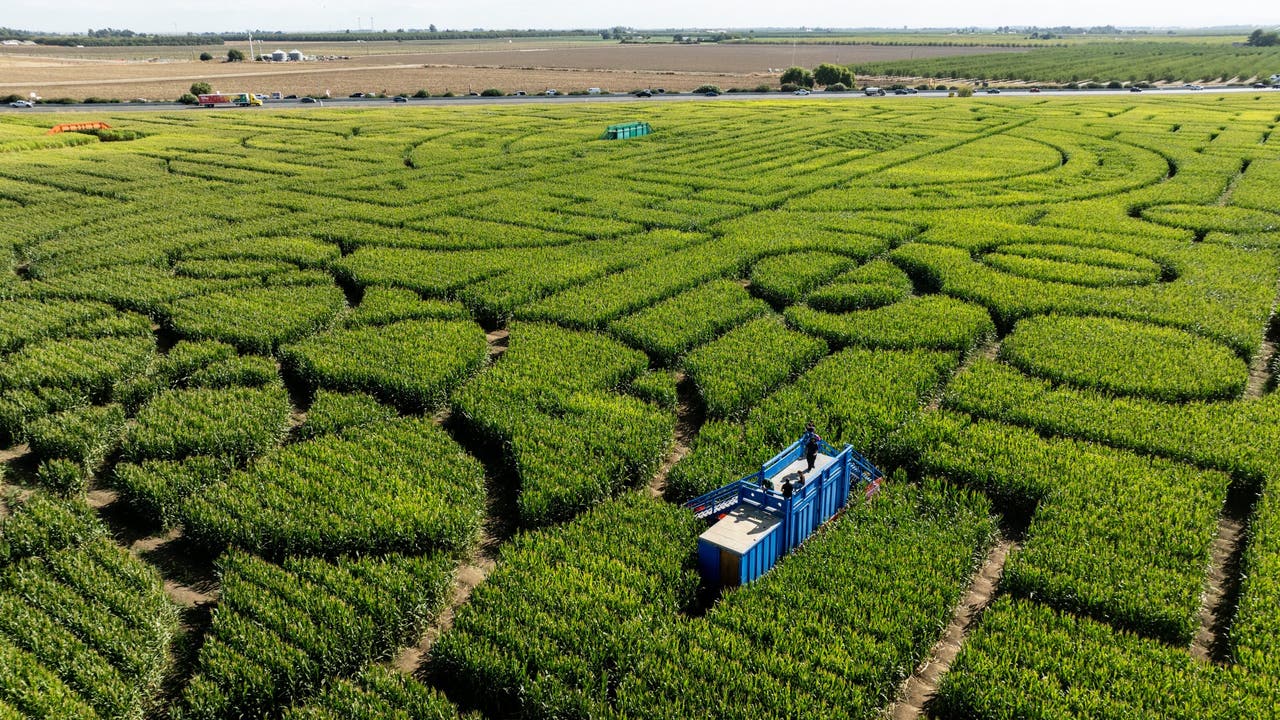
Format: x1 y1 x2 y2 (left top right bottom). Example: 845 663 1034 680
0 40 1021 99
0 94 1279 717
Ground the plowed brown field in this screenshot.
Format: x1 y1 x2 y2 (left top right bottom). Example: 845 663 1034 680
0 41 1023 99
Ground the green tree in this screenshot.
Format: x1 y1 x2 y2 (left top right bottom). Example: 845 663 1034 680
226 48 245 62
780 66 814 88
813 63 854 88
1247 29 1278 46
190 81 212 96
198 52 213 61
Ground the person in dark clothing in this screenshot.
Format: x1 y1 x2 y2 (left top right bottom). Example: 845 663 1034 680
802 421 821 472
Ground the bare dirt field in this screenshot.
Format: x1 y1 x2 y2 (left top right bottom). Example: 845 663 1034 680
0 41 1024 99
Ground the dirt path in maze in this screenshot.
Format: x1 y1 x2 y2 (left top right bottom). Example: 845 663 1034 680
1245 338 1275 399
1190 513 1246 662
90 487 218 614
1245 278 1280 399
0 444 33 518
649 372 704 500
887 538 1017 719
393 537 498 674
394 327 513 674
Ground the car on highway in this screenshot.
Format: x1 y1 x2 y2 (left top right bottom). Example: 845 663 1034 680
863 87 886 96
9 100 33 108
634 90 652 97
985 88 1001 94
349 92 366 98
892 88 917 95
393 96 408 103
1252 82 1269 89
1129 86 1143 92
793 88 810 95
1029 87 1041 93
1183 84 1204 90
704 90 720 96
545 89 560 96
513 91 527 96
300 97 321 104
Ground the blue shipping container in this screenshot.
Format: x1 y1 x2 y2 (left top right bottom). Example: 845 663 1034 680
686 436 882 587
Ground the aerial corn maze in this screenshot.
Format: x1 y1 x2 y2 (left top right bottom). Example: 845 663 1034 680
0 94 1278 718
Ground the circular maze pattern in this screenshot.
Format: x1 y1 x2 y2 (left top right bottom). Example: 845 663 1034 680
1000 314 1249 402
1140 204 1280 234
979 243 1164 288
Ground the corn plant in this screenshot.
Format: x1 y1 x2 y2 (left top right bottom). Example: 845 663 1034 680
0 334 153 404
344 286 469 327
0 493 103 566
683 315 828 418
430 494 703 718
516 236 750 329
181 417 484 558
786 294 996 353
454 323 668 527
173 258 297 281
168 284 346 355
186 354 280 389
889 240 1274 356
24 403 125 473
178 551 452 720
112 456 230 529
607 279 768 365
1232 472 1280 677
669 347 957 501
0 499 176 720
807 259 913 313
626 370 679 409
296 390 396 439
181 235 340 269
943 357 1280 480
748 250 857 305
123 385 291 465
901 411 1227 644
0 298 115 353
934 598 1273 719
281 318 486 412
1000 313 1248 402
283 665 465 719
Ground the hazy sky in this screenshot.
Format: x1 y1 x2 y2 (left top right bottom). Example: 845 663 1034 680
6 0 1279 34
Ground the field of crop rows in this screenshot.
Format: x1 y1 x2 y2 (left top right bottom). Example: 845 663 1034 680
0 94 1278 717
855 41 1280 84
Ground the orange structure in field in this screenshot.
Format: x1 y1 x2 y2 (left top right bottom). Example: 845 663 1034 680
47 121 112 135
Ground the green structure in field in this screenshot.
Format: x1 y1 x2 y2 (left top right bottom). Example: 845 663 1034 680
602 121 651 140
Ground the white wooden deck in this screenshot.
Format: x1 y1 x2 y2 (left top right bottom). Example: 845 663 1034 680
699 505 782 554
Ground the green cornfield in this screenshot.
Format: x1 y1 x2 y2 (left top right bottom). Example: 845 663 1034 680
0 94 1277 717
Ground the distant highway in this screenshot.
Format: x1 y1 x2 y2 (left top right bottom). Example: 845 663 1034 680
3 84 1275 113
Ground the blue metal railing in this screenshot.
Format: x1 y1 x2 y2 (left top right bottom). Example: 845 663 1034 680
685 436 881 522
687 435 886 586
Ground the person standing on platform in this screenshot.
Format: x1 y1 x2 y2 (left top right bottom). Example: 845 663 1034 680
802 421 821 473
